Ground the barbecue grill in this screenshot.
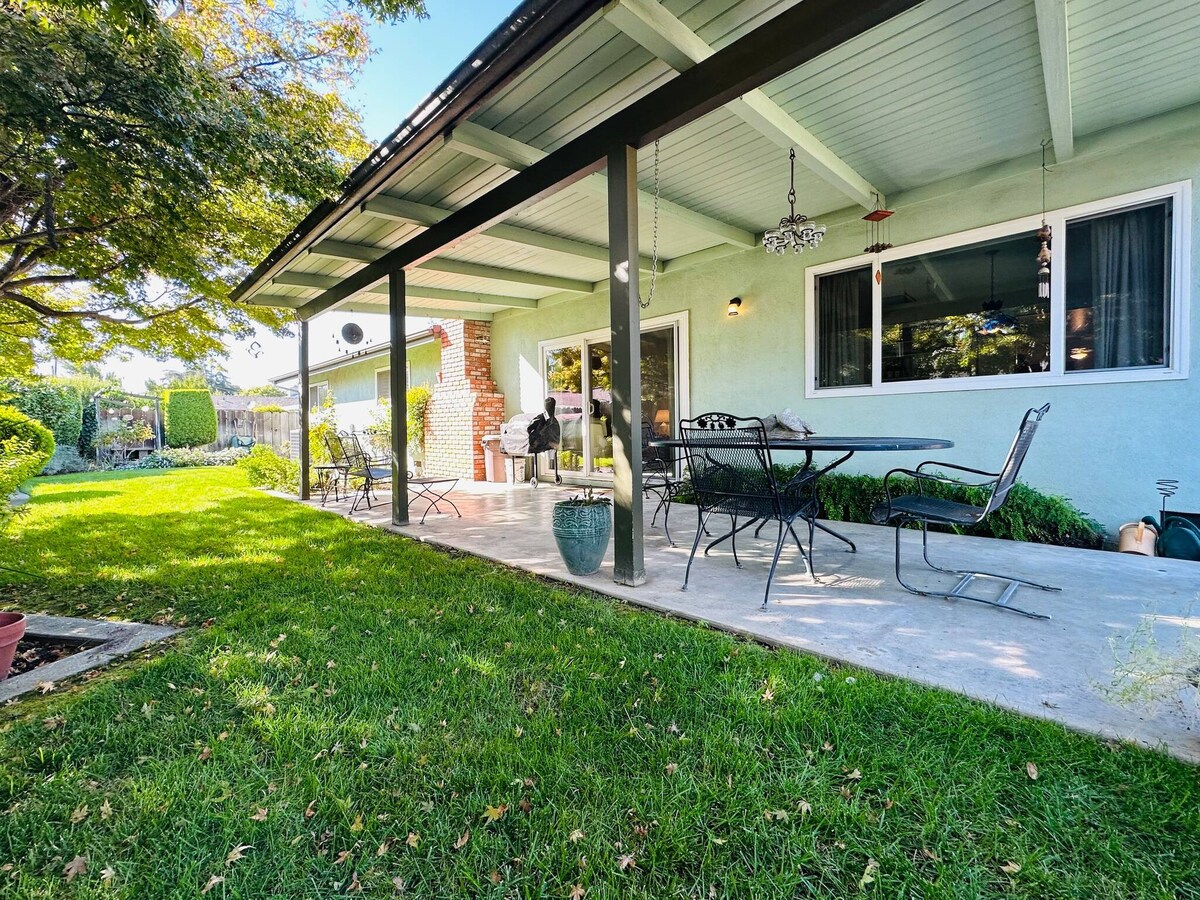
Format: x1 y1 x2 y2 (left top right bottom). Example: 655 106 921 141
499 397 563 488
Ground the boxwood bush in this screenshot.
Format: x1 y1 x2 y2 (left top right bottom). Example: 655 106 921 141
676 467 1105 550
163 389 217 448
6 380 83 448
0 406 56 502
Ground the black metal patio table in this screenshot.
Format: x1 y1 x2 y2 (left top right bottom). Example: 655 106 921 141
648 434 953 553
407 476 462 525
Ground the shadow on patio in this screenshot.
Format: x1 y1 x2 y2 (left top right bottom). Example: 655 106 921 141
304 481 1200 762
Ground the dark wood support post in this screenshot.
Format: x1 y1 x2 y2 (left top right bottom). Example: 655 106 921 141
298 317 311 501
607 144 645 586
389 268 410 526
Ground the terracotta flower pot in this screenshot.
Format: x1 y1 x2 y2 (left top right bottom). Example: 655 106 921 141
0 612 27 681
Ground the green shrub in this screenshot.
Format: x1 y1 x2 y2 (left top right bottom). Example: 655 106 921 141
0 406 55 503
676 467 1104 550
237 445 299 492
128 447 248 469
163 389 217 447
7 379 83 448
78 400 99 457
407 386 433 451
42 446 90 475
308 393 337 465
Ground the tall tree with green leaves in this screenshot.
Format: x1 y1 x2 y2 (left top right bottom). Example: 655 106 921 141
0 0 425 376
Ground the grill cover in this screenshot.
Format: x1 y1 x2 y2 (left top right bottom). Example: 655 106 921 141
500 398 561 455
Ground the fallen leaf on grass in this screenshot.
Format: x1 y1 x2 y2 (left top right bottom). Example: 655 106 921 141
70 805 89 824
617 854 636 872
100 865 116 882
796 800 812 816
62 855 87 882
569 829 585 843
198 746 212 762
249 807 268 822
518 797 533 813
1000 861 1022 875
481 804 508 823
1025 762 1039 781
100 799 113 820
763 809 789 822
760 685 774 703
858 858 879 890
225 844 252 865
335 850 352 865
568 885 586 899
376 840 392 857
664 763 678 776
405 832 420 848
37 681 55 695
348 870 363 892
201 874 225 894
305 799 317 819
350 813 364 832
843 768 863 781
391 875 406 892
453 829 471 850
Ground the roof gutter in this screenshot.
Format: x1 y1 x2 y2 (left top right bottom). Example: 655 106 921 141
231 0 606 304
269 328 437 383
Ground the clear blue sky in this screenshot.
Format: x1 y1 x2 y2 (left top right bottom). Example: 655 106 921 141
107 0 517 392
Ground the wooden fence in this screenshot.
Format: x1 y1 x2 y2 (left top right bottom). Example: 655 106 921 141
210 409 299 454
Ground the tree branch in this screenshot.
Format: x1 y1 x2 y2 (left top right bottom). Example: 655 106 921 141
1 289 204 325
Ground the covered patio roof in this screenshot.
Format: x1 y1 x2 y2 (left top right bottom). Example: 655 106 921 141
233 0 1200 322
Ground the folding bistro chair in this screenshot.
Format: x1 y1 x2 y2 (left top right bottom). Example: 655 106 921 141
680 413 820 608
872 403 1060 620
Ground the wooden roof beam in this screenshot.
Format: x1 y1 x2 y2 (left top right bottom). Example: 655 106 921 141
271 271 538 308
308 239 592 293
603 0 880 210
363 195 655 271
1033 0 1074 161
446 120 756 248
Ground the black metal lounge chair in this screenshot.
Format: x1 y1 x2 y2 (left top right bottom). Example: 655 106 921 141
679 412 820 608
871 403 1060 620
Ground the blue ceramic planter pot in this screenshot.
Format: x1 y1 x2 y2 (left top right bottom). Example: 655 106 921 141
551 501 612 576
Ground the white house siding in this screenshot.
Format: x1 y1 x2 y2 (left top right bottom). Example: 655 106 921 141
489 108 1200 533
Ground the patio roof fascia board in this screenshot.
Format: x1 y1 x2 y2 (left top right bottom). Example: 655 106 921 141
602 0 881 209
362 196 655 271
299 0 928 320
231 0 609 304
308 239 591 293
269 331 436 384
342 302 494 320
445 121 757 248
1033 0 1074 161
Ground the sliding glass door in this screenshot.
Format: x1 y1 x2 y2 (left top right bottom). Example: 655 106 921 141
541 316 685 481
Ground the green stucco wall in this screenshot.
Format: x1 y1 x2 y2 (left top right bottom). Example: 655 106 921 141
490 108 1200 533
320 338 441 433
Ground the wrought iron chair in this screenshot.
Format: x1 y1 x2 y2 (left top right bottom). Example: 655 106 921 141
871 403 1060 620
642 421 684 546
680 413 820 608
341 431 393 513
321 432 356 506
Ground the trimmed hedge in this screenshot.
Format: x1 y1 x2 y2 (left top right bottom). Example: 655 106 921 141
0 406 55 500
8 380 83 448
163 389 217 448
78 400 99 457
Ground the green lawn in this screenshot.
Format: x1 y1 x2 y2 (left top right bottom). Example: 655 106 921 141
0 468 1196 898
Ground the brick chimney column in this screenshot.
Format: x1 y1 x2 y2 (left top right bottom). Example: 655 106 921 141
424 319 505 480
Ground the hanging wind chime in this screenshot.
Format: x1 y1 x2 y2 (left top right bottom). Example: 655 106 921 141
862 193 893 254
763 148 826 254
1036 141 1052 300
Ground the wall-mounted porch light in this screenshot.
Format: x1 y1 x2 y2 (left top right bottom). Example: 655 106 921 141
727 297 742 317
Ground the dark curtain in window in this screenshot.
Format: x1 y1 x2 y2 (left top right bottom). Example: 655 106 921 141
1091 206 1167 369
817 268 871 387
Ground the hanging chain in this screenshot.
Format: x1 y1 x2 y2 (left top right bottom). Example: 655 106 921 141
641 139 660 309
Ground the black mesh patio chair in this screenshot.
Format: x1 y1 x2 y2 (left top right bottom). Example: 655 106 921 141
871 403 1060 620
680 412 820 608
642 421 685 546
342 432 393 513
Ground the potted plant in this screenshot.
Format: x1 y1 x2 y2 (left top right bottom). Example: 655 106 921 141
0 612 25 681
551 489 612 576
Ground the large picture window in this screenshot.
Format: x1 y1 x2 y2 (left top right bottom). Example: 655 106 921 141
806 184 1188 396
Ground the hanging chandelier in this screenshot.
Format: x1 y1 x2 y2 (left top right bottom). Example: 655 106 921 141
763 148 826 255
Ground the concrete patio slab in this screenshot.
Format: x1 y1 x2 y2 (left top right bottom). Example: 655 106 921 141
304 483 1200 762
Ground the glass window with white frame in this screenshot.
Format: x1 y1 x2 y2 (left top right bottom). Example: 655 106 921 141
810 186 1184 394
